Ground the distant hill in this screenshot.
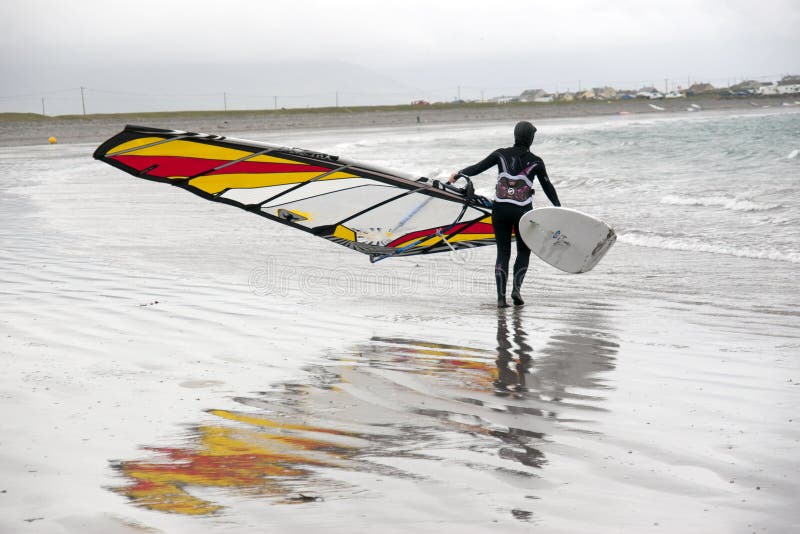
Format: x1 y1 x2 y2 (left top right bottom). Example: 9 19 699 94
0 60 419 115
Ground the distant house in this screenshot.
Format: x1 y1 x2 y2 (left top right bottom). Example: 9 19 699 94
730 80 761 92
757 83 779 96
636 87 663 99
519 89 549 102
757 78 800 96
687 83 716 94
556 92 575 102
776 75 800 94
766 83 800 95
726 80 762 96
593 86 618 100
577 89 596 100
489 95 518 104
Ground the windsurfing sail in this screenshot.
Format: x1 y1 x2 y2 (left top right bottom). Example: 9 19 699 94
93 125 495 262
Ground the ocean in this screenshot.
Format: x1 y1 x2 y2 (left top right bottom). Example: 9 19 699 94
1 107 798 533
307 107 800 311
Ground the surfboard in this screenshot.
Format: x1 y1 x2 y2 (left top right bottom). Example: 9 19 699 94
518 207 616 273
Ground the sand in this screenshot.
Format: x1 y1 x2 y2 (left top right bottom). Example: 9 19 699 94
0 102 798 533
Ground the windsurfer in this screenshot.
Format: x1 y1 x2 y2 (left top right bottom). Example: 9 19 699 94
450 121 561 308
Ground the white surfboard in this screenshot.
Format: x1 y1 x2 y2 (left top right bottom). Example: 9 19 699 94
518 207 616 274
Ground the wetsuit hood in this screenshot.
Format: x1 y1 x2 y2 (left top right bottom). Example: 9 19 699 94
513 121 537 148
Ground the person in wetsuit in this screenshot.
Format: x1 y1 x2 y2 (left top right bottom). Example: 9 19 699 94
450 121 561 308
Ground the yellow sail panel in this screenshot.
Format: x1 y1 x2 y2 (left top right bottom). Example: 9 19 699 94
107 136 167 154
118 139 307 163
332 225 357 242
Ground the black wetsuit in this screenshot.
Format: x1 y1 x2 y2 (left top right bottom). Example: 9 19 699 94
458 143 560 301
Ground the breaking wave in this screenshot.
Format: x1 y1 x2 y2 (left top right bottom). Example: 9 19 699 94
618 231 800 264
660 194 782 212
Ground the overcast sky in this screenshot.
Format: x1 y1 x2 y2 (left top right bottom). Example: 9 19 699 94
2 0 798 114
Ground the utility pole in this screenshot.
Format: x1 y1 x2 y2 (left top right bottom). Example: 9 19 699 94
664 78 669 93
41 97 45 116
273 95 277 110
336 91 339 107
223 92 227 112
80 86 86 116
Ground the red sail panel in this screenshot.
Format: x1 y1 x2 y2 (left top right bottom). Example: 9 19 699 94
111 155 328 178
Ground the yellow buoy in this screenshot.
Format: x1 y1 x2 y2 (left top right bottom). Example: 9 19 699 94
48 136 57 144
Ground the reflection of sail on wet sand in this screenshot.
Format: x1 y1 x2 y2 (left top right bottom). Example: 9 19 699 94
112 306 618 519
111 409 371 514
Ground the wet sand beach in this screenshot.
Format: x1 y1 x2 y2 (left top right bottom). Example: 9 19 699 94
0 104 798 533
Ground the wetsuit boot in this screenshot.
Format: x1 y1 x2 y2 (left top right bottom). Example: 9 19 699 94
495 264 510 308
511 287 524 306
511 270 526 306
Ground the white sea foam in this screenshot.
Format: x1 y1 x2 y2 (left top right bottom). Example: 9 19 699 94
618 231 800 264
660 194 781 212
788 149 799 159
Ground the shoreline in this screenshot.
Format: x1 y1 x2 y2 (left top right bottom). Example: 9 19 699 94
1 94 797 148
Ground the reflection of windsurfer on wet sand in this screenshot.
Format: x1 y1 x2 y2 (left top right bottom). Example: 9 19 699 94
494 308 533 393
